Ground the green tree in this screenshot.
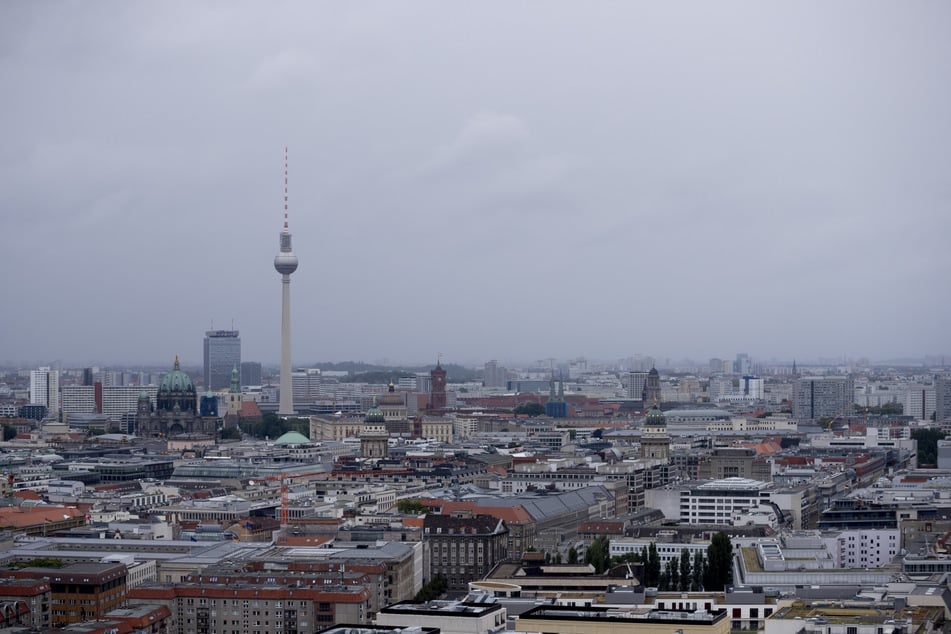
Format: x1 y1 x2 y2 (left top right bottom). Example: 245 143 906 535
219 427 241 440
396 499 428 514
704 532 733 591
10 557 64 569
414 575 447 601
912 428 946 467
567 546 579 564
666 558 678 591
646 542 661 588
2 425 16 441
692 551 705 591
679 548 692 592
586 536 611 573
514 402 545 417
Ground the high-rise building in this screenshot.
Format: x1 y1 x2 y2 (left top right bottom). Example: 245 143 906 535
203 330 240 390
30 367 59 418
904 384 936 421
792 376 854 420
627 371 648 400
936 375 951 422
240 361 262 387
62 385 159 425
740 375 765 400
483 360 508 388
274 147 299 416
291 369 321 403
735 353 752 375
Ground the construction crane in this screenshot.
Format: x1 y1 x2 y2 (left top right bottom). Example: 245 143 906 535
263 469 326 532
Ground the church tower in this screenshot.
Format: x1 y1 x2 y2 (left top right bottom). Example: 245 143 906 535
639 404 670 461
430 360 447 412
642 367 661 406
361 398 389 459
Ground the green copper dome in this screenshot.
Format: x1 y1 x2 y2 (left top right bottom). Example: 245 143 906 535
645 405 666 426
158 356 196 394
365 397 386 424
273 431 311 446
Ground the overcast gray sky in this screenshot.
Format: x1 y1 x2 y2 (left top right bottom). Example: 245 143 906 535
1 2 949 368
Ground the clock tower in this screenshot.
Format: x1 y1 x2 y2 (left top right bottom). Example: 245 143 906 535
430 361 447 412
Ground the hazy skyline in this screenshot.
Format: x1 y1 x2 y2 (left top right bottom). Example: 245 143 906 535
2 2 949 367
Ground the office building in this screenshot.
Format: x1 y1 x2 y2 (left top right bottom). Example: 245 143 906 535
483 360 507 388
792 376 854 420
739 375 765 399
274 147 299 416
937 375 951 422
240 361 262 387
30 367 59 418
62 385 158 425
904 384 936 420
292 368 321 402
627 371 648 400
680 477 772 525
735 353 752 375
203 329 240 390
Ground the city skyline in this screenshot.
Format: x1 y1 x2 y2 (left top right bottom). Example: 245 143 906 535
1 3 949 366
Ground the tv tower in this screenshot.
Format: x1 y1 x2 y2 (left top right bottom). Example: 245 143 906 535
274 146 298 416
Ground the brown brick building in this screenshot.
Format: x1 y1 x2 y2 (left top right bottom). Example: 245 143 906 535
424 513 508 592
6 562 127 627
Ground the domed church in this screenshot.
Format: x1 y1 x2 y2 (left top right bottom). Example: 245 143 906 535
136 356 221 438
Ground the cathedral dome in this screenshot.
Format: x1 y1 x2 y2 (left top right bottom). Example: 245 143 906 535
159 356 195 395
645 405 666 426
156 356 197 414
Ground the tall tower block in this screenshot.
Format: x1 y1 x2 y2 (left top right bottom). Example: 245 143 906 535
274 147 299 416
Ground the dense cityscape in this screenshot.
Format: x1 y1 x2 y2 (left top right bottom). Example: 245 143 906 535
4 3 950 634
3 251 951 634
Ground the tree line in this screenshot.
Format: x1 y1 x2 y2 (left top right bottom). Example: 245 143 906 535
585 531 733 591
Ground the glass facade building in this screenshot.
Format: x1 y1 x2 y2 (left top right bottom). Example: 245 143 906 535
203 330 240 390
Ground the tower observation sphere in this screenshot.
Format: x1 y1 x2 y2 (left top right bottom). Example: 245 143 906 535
274 238 298 275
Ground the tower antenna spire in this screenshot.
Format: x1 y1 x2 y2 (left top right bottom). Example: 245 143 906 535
283 146 289 232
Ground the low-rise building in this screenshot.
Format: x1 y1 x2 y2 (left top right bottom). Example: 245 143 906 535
375 600 506 634
515 605 730 634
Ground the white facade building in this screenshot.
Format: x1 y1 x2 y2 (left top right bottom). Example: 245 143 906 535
904 384 936 420
30 367 59 417
680 477 772 525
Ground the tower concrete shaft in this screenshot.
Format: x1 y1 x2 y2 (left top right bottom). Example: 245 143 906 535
278 273 294 415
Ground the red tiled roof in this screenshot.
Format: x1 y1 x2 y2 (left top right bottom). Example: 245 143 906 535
240 401 262 417
0 506 85 529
